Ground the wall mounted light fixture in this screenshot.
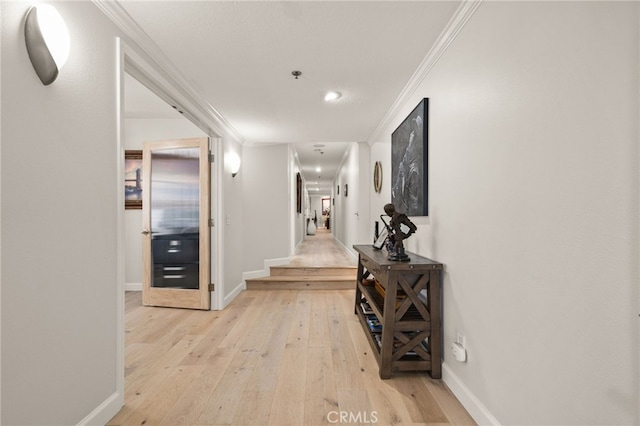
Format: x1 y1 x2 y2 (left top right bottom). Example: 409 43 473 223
24 4 70 85
226 152 241 177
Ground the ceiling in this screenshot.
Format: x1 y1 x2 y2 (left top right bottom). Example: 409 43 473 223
120 1 461 194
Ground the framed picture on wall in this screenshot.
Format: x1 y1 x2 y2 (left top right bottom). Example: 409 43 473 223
124 150 143 209
296 172 302 213
322 197 330 215
391 98 428 216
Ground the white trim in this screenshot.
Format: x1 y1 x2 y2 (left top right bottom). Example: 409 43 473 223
442 363 501 426
76 391 123 426
334 237 358 263
212 137 224 311
368 0 483 143
242 257 291 281
125 283 142 292
114 37 126 418
222 281 246 309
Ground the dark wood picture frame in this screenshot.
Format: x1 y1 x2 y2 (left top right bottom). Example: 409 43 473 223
296 172 302 213
125 150 143 210
321 197 331 215
373 161 383 193
391 98 428 216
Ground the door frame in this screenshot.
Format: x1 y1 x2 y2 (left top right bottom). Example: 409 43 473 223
117 38 224 309
115 36 225 406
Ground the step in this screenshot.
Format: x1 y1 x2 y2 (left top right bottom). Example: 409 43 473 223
245 275 356 290
270 266 357 277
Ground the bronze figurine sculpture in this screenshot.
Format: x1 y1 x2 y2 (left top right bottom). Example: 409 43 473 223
381 203 416 261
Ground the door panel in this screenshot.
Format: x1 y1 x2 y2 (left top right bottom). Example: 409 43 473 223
142 137 210 310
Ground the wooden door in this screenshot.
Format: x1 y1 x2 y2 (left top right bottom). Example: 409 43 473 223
142 137 210 310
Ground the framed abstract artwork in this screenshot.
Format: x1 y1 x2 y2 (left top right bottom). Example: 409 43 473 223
391 98 428 216
296 172 302 213
124 150 143 209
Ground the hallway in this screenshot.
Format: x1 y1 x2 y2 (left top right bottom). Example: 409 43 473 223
289 228 355 268
109 232 475 425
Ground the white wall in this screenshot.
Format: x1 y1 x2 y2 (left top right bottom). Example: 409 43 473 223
242 144 290 275
334 142 371 257
368 2 639 424
222 138 244 303
123 117 207 287
370 142 392 239
1 2 122 423
291 149 305 252
356 142 372 245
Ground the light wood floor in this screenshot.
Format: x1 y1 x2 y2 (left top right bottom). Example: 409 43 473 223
108 232 475 426
289 228 354 267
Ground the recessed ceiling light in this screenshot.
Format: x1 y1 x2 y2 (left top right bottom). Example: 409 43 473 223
313 144 326 148
315 167 321 173
324 91 342 102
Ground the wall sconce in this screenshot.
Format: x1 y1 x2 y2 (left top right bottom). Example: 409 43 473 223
226 152 241 177
24 4 70 85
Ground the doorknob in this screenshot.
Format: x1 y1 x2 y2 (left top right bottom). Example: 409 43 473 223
141 229 150 235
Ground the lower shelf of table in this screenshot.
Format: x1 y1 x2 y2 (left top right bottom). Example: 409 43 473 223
355 303 435 379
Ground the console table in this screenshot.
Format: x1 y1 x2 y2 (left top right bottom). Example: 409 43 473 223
353 245 443 379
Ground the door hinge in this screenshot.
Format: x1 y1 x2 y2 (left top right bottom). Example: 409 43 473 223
209 153 215 163
208 283 215 292
209 218 215 227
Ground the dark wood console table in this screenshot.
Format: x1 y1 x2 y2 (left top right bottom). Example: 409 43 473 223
353 245 443 379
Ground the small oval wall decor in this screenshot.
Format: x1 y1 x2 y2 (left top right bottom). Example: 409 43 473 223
373 161 382 193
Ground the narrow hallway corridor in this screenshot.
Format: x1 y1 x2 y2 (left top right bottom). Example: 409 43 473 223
289 228 354 267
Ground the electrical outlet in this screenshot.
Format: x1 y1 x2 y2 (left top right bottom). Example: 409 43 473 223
456 331 466 348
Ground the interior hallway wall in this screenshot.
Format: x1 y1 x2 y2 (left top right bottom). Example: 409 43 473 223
242 144 290 274
222 137 244 303
291 148 305 253
1 2 122 424
334 142 371 258
369 2 639 424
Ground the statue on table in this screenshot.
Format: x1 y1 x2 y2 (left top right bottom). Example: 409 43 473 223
382 203 417 261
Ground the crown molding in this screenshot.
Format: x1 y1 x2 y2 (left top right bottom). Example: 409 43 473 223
93 0 245 143
368 0 482 144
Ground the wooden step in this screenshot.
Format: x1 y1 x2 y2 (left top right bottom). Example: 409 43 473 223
245 275 356 290
270 266 357 277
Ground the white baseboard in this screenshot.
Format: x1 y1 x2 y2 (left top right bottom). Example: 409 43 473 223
242 256 291 281
125 282 142 291
334 238 358 263
76 391 123 426
222 281 246 309
442 363 501 425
